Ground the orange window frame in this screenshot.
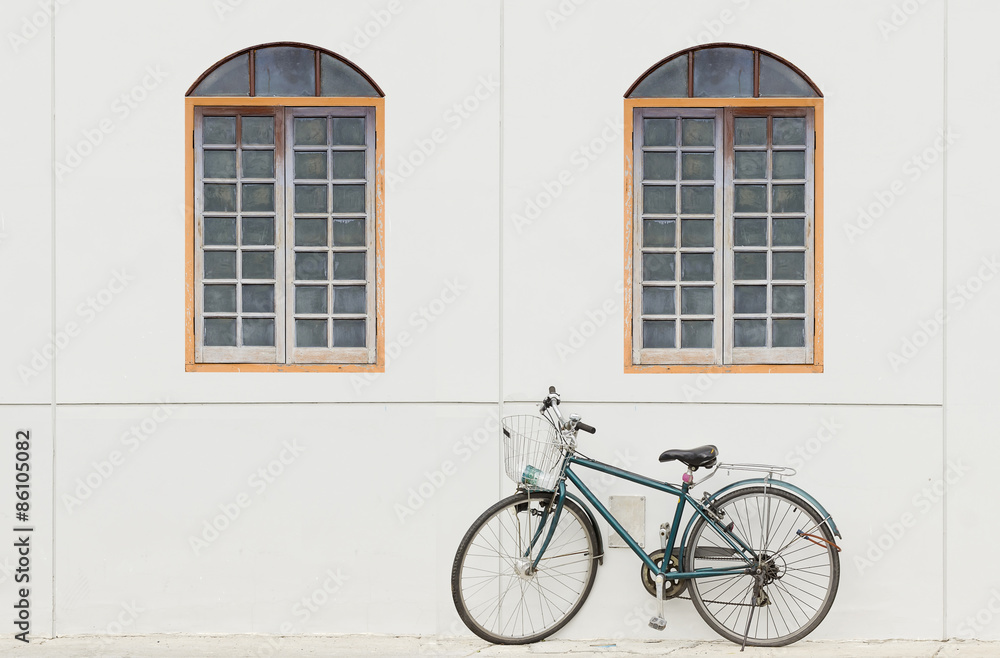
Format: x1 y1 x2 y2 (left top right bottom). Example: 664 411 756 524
624 97 824 374
185 96 386 373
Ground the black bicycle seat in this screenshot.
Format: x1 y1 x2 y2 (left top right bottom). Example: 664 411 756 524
658 445 718 469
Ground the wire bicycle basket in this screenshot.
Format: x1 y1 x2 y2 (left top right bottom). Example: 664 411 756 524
501 415 564 490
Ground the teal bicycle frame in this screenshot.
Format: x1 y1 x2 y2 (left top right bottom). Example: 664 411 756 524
525 452 841 582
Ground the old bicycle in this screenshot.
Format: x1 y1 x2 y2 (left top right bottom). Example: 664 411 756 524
450 387 841 649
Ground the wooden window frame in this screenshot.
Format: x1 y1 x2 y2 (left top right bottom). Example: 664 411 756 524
624 97 823 374
185 96 385 373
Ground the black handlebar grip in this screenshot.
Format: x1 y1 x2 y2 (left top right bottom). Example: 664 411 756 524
577 422 596 434
548 385 557 394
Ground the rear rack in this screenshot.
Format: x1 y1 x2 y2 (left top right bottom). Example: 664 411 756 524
716 462 797 480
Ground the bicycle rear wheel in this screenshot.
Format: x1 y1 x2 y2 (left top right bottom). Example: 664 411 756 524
451 491 599 644
684 487 840 647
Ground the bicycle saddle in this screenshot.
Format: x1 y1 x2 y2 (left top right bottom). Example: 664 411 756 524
658 445 718 469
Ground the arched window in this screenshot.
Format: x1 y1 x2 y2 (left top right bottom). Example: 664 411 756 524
624 43 822 373
185 43 385 372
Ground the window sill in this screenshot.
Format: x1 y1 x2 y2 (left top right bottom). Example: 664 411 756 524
624 364 822 374
186 363 384 373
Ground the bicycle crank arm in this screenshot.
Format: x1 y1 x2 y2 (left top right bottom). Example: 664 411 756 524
648 574 667 631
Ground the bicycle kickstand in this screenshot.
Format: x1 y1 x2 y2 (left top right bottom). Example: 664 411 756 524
740 574 765 651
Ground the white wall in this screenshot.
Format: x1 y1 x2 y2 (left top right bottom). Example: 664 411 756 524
0 0 990 643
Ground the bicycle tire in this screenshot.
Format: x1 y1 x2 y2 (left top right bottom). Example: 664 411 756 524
451 490 600 644
684 486 840 647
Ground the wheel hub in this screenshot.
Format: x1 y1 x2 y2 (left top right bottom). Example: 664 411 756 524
513 557 535 580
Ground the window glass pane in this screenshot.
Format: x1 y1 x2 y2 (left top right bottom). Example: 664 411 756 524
772 185 805 213
295 152 327 180
680 219 713 247
773 117 806 145
681 119 714 146
242 318 275 346
242 285 274 313
332 286 366 314
204 184 237 212
203 117 237 145
735 218 767 246
320 54 380 97
332 319 366 347
773 319 805 347
734 118 766 145
332 152 366 179
692 47 753 97
681 153 714 180
772 252 805 280
296 319 327 347
204 318 237 346
734 285 766 314
242 217 274 246
629 56 688 98
734 151 766 179
204 285 236 313
242 184 274 212
333 118 366 145
296 185 328 213
680 253 713 281
296 286 328 314
772 218 805 247
643 320 675 348
295 219 327 247
242 151 274 178
332 219 366 246
204 151 236 179
241 117 274 145
734 252 766 280
643 219 675 248
772 151 805 179
254 46 316 97
294 118 327 145
204 217 236 245
734 319 766 347
242 251 274 280
642 286 675 315
759 55 818 98
680 320 713 348
643 185 675 214
681 287 713 315
333 253 366 280
734 185 767 213
643 253 675 281
643 118 676 146
191 55 250 97
643 152 676 181
296 252 328 280
773 285 805 314
332 184 366 213
681 186 714 214
204 251 236 279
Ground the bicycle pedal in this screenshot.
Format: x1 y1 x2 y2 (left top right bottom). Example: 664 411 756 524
648 616 667 631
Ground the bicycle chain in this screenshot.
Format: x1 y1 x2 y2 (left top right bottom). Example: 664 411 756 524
667 555 759 608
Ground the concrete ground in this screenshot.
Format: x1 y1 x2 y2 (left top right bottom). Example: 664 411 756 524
0 636 998 658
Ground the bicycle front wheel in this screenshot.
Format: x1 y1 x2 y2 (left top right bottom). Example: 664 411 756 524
451 491 600 644
685 487 840 647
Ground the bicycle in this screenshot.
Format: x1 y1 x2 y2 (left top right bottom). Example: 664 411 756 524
450 386 842 649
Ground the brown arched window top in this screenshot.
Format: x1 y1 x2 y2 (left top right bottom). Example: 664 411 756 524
186 41 384 98
625 43 821 99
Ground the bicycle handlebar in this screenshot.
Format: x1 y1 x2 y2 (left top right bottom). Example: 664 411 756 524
576 422 596 434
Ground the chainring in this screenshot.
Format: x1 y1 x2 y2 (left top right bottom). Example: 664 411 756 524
641 549 688 599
